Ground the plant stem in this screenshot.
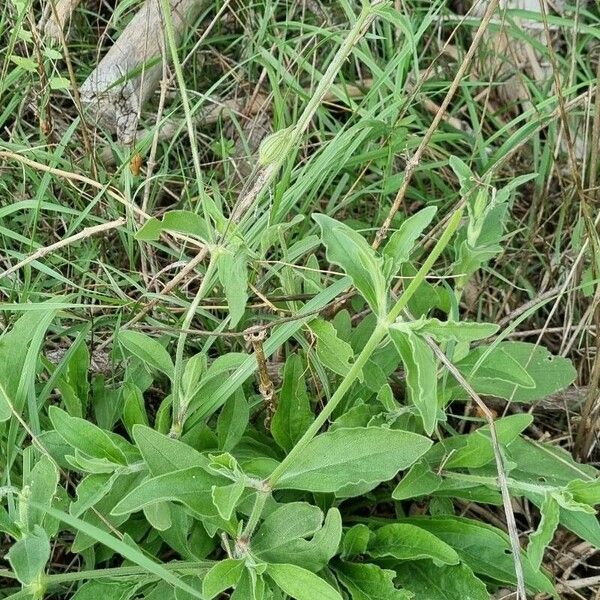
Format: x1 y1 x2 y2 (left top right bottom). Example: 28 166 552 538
171 254 218 435
241 489 269 541
230 1 383 224
385 208 464 325
36 561 213 587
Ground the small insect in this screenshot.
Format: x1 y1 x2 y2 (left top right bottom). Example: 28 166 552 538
129 152 142 176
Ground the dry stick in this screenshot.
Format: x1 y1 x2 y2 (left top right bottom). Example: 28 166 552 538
372 0 501 250
414 319 527 599
40 0 81 40
0 218 125 281
0 150 205 251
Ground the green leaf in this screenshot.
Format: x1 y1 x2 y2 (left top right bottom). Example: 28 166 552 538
313 214 387 314
394 562 490 600
448 155 473 192
455 342 576 402
275 427 432 493
272 508 342 572
267 563 342 600
528 495 560 571
135 210 211 242
389 328 438 435
144 501 172 531
10 54 37 72
217 390 249 452
340 524 371 560
252 502 323 556
26 454 59 532
367 523 459 565
132 424 211 475
566 479 600 506
404 516 554 595
49 76 70 90
403 318 499 343
70 473 116 517
271 354 314 452
0 305 58 421
383 206 436 278
444 413 533 469
217 247 248 328
309 318 355 376
49 406 127 465
335 561 411 600
118 330 174 380
231 568 264 600
111 467 226 519
211 480 244 520
7 525 50 585
121 383 149 435
203 559 245 599
392 461 442 500
253 505 343 570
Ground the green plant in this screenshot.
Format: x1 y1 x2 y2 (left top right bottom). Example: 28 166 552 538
1 0 599 598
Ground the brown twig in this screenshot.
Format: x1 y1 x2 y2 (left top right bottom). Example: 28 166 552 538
372 0 502 250
0 218 125 282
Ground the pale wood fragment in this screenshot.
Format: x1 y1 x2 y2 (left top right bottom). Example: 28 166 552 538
80 0 206 144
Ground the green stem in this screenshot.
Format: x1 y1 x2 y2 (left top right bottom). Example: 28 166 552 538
171 254 218 434
241 489 269 541
158 0 209 207
267 321 388 487
35 561 213 587
268 209 464 488
385 208 464 325
232 1 382 225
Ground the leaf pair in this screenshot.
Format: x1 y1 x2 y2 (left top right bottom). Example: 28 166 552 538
314 207 436 316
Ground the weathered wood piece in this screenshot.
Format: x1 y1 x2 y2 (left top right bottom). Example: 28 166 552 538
40 0 82 41
80 0 205 144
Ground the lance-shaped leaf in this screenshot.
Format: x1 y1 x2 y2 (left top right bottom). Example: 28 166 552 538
404 318 499 343
118 330 174 380
254 504 342 572
49 406 127 465
267 563 342 600
111 467 227 518
7 525 50 585
217 246 249 328
271 354 314 452
132 425 211 474
402 516 555 595
383 206 437 279
527 494 560 571
389 327 438 435
453 342 576 402
309 318 354 376
0 304 59 421
367 523 459 565
275 427 432 493
202 559 245 599
135 210 211 242
313 213 387 315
